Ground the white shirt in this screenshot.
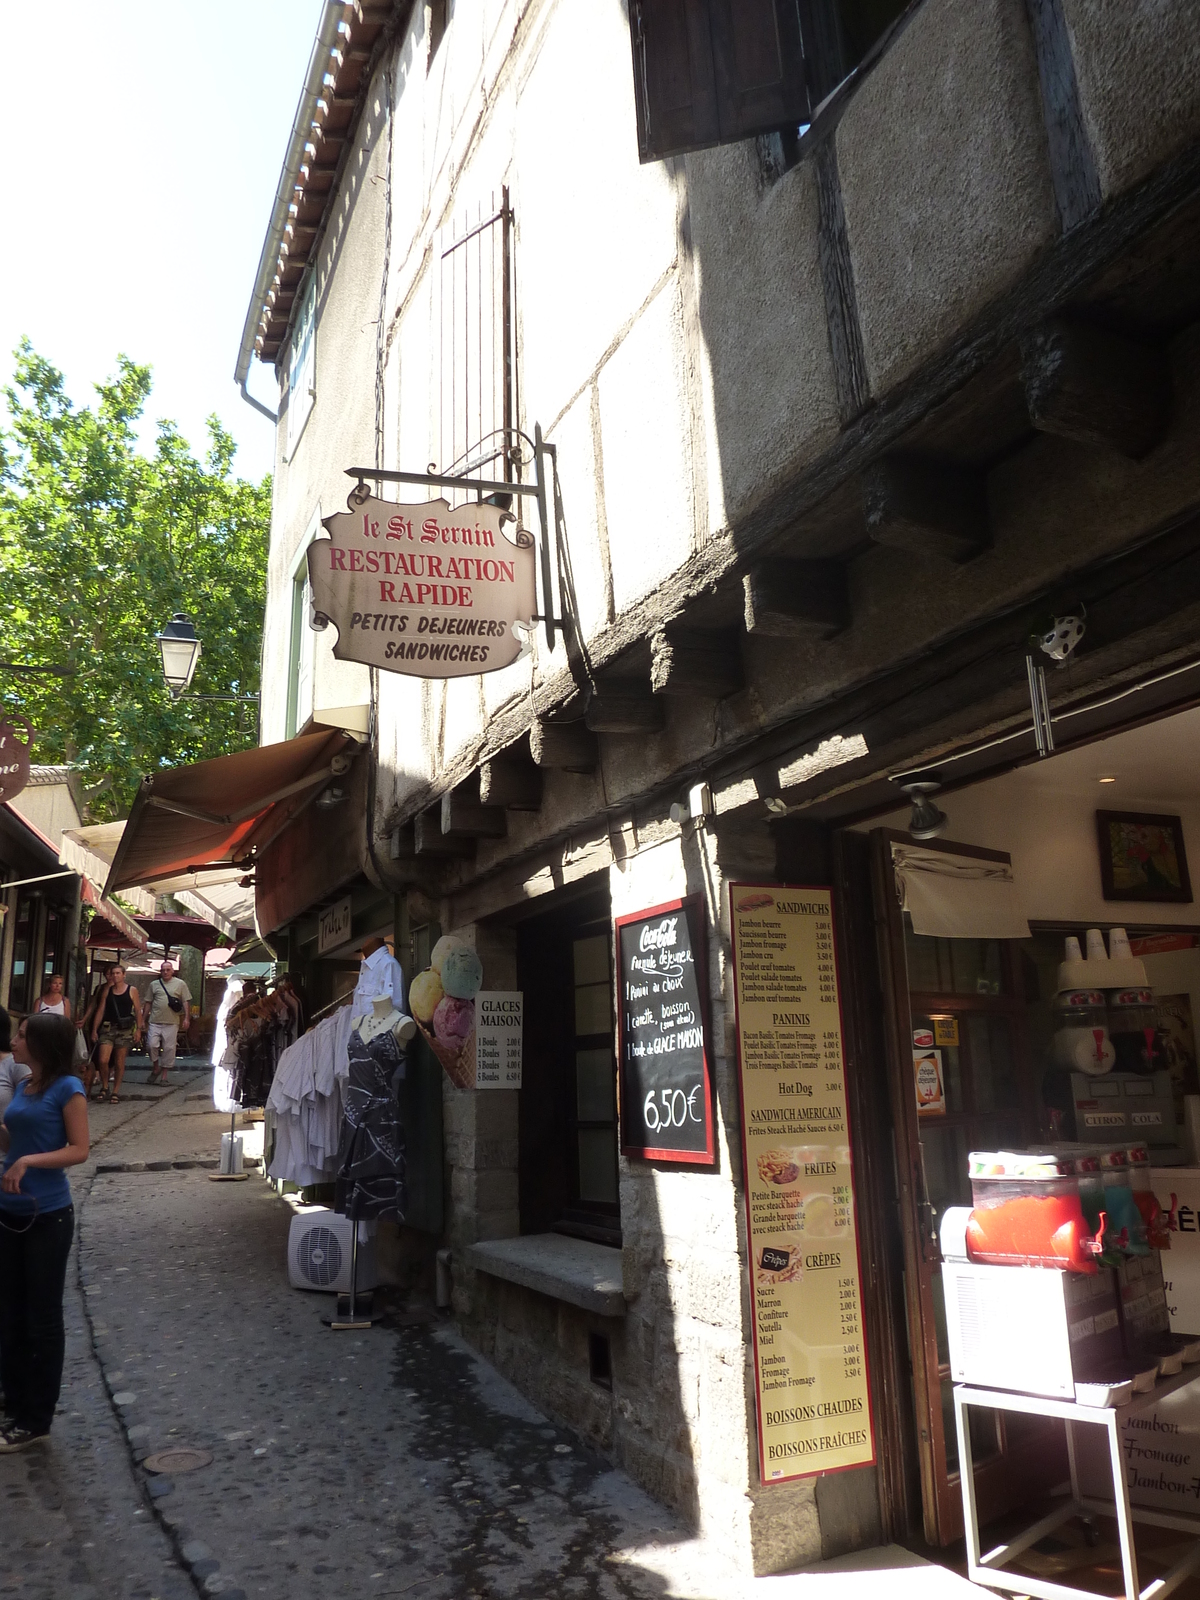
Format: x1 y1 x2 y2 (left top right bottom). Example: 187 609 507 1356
0 1052 32 1118
351 946 406 1017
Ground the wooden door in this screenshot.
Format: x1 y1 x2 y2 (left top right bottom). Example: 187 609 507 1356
871 830 1068 1545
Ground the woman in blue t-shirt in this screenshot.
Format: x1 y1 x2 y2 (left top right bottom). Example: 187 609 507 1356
0 1013 89 1452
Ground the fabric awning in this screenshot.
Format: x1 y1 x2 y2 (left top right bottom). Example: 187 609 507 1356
62 825 157 916
891 842 1031 940
1 809 143 948
105 730 355 896
1 800 62 876
135 913 222 954
156 876 256 940
66 826 254 938
80 877 149 951
86 915 148 952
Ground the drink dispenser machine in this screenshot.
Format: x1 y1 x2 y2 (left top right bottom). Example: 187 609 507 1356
941 1148 1200 1403
1042 930 1183 1164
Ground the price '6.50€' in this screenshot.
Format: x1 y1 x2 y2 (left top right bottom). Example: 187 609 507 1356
642 1084 705 1133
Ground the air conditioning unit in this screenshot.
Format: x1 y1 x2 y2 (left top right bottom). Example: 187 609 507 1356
287 1207 379 1295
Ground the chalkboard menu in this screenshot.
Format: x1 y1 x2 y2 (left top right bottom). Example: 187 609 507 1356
615 895 715 1164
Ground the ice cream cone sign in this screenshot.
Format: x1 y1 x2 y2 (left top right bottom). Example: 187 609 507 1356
410 935 483 1089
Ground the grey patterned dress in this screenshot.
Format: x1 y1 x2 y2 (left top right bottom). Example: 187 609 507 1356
334 1023 406 1222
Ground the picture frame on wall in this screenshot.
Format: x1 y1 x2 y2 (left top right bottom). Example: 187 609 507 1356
1096 809 1193 904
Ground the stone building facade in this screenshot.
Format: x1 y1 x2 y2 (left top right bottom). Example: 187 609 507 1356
233 0 1200 1573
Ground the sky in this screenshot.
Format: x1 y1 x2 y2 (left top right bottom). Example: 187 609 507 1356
0 1 323 485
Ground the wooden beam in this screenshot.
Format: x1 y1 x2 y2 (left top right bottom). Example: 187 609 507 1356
389 823 415 861
1025 0 1102 233
385 825 442 885
862 455 989 563
529 719 598 773
650 627 743 698
413 809 474 857
743 559 849 639
584 685 665 735
1020 318 1171 459
479 756 544 810
440 791 506 838
348 1 393 26
815 140 869 427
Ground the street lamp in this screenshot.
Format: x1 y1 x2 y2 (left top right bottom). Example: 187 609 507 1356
156 613 202 699
155 613 259 703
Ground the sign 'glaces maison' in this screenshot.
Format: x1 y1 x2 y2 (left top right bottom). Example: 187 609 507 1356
309 495 537 678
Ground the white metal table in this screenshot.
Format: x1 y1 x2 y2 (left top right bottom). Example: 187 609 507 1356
955 1368 1200 1600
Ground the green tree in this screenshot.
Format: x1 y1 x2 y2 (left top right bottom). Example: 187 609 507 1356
0 342 269 820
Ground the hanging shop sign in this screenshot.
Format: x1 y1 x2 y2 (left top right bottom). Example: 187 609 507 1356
409 934 522 1090
0 714 33 804
318 895 353 955
615 895 715 1164
729 884 875 1483
309 495 536 679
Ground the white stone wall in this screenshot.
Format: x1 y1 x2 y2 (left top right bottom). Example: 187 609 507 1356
261 0 850 783
259 0 1200 778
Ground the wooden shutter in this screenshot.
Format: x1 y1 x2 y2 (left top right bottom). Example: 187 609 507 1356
630 0 810 163
629 1 719 163
709 0 809 140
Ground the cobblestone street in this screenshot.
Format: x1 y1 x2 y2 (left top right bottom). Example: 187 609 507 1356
0 1076 973 1600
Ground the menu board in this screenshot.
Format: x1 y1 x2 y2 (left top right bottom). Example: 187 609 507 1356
475 992 523 1089
730 884 874 1483
615 895 715 1164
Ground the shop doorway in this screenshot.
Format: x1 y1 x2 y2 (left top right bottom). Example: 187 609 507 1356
873 833 1067 1544
865 704 1200 1546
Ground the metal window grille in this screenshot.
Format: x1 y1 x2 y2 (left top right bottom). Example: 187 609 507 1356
438 187 518 503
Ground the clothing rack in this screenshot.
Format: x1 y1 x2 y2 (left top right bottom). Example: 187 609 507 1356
308 993 355 1026
207 1108 250 1183
324 1225 380 1331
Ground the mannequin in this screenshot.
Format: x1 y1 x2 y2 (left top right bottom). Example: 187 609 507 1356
352 937 407 1018
352 994 417 1047
335 996 413 1222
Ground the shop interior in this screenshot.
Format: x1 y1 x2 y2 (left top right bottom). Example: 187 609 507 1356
865 702 1200 1582
6 889 74 1015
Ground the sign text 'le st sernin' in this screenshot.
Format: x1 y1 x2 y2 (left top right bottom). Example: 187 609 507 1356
309 495 537 679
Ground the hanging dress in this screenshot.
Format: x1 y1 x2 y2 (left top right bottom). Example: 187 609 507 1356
334 1022 406 1222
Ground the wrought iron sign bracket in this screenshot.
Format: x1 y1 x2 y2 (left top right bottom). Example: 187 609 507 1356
345 421 567 653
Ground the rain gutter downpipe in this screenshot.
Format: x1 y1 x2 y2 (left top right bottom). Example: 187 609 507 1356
233 1 350 423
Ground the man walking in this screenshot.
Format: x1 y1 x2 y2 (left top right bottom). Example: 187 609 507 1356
143 960 192 1086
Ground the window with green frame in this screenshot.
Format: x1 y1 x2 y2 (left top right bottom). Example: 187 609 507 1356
285 565 315 738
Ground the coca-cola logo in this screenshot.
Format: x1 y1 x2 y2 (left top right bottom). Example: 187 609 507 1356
0 715 33 804
639 917 678 953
